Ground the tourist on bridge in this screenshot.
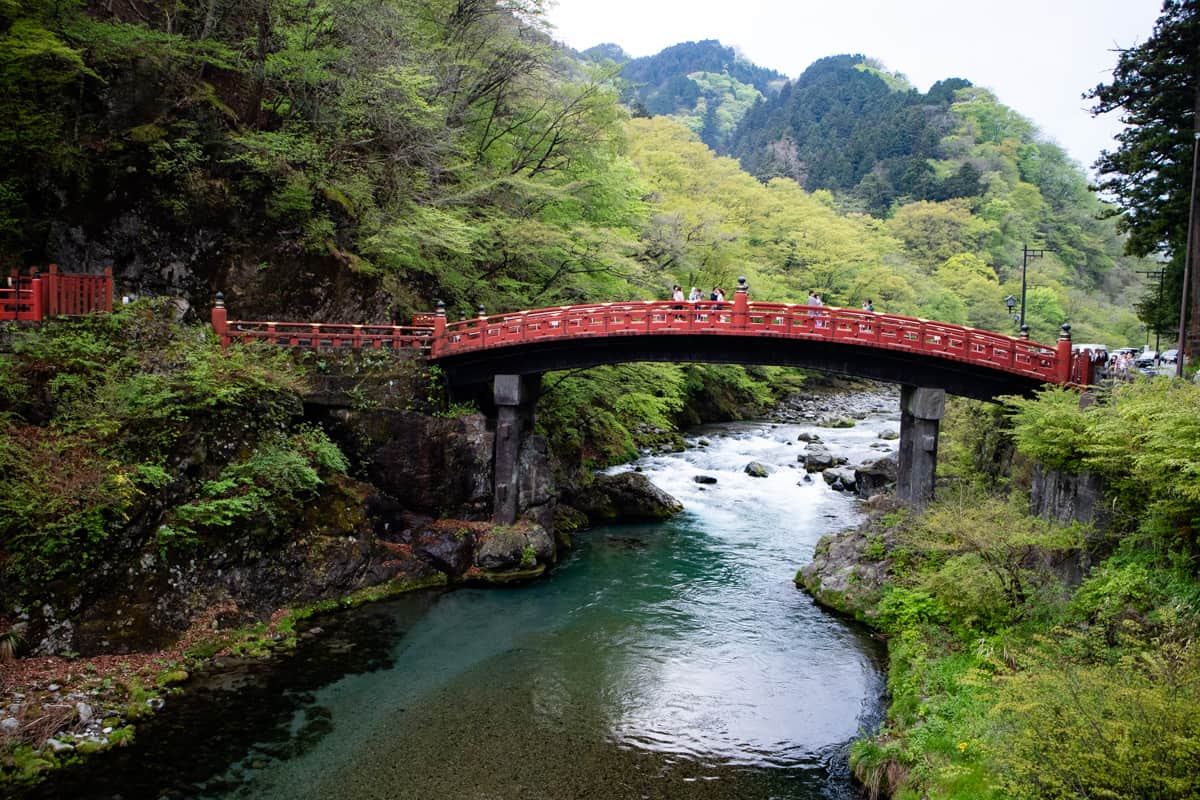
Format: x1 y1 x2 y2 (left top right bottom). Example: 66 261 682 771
688 286 702 302
862 299 874 312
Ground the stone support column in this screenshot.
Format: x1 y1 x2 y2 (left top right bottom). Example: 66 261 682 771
493 374 539 524
897 385 945 509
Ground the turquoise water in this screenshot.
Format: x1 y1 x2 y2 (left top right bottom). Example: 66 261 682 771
21 414 894 800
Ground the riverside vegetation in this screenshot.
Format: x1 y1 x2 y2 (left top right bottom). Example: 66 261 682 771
800 382 1200 800
2 0 1198 795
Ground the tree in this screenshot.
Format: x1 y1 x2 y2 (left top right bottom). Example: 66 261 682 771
1087 0 1200 357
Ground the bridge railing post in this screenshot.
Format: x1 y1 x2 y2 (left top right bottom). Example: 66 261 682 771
45 263 59 317
733 276 749 330
430 300 446 357
1056 323 1072 385
211 292 229 349
28 270 43 321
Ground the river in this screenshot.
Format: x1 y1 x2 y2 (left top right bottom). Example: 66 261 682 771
20 398 896 800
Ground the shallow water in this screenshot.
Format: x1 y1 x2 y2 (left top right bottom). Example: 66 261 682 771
20 406 898 800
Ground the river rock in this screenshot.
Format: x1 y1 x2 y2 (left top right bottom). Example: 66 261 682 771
76 702 93 724
855 454 898 498
412 526 476 578
44 738 75 755
796 432 822 443
744 462 770 478
0 717 18 735
473 523 555 572
693 475 718 484
802 444 846 472
822 467 857 491
353 410 494 519
565 472 682 524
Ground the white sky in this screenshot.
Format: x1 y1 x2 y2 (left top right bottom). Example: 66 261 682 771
544 0 1163 174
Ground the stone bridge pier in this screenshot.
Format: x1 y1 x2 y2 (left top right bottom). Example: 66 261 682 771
896 385 945 509
489 375 947 523
492 373 541 524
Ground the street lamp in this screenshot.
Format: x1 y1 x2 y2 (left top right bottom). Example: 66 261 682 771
1004 294 1017 324
1017 244 1052 329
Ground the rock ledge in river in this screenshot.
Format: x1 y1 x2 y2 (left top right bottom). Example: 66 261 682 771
566 472 683 524
796 521 896 623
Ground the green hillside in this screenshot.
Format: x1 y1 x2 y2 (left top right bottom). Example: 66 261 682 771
0 4 1148 346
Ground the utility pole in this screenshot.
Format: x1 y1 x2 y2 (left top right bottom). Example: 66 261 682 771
1137 267 1166 353
1179 131 1200 377
1019 245 1051 329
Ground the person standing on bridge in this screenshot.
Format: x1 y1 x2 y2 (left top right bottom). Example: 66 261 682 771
862 299 874 312
688 286 702 302
671 285 684 303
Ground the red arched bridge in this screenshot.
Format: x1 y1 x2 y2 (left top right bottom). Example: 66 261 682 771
210 283 1094 400
211 281 1096 521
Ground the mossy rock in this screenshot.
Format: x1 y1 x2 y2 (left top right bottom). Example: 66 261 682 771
470 564 546 584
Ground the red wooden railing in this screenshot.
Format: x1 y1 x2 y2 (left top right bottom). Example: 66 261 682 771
209 294 433 351
211 287 1083 386
1 265 113 321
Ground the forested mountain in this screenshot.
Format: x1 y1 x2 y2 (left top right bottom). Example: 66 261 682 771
730 55 974 213
582 39 788 149
636 48 1148 344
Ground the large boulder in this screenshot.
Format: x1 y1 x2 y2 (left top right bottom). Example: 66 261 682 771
855 454 898 498
803 443 846 472
566 472 683 524
797 525 893 623
822 466 857 492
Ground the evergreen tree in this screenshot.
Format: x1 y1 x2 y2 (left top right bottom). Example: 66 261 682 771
1087 0 1200 355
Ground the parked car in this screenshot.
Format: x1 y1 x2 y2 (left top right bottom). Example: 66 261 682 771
1134 351 1157 368
1160 348 1179 364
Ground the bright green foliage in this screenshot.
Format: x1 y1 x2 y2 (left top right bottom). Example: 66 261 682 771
0 300 341 598
169 426 344 538
536 363 688 468
534 360 785 471
850 387 1200 800
1007 380 1200 535
991 628 1200 800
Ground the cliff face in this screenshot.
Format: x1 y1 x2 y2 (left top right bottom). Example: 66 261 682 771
16 406 568 657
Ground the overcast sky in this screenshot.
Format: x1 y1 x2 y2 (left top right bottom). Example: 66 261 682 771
544 0 1164 174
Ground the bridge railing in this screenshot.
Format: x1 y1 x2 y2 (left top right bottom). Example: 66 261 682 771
211 294 1082 386
210 295 433 351
438 299 1067 384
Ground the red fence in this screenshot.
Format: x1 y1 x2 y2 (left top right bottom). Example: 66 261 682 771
1 265 113 321
214 291 1082 386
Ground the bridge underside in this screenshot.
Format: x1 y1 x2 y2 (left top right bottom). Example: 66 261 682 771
434 333 1050 401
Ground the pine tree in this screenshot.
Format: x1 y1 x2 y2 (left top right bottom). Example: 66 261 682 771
1087 0 1200 358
